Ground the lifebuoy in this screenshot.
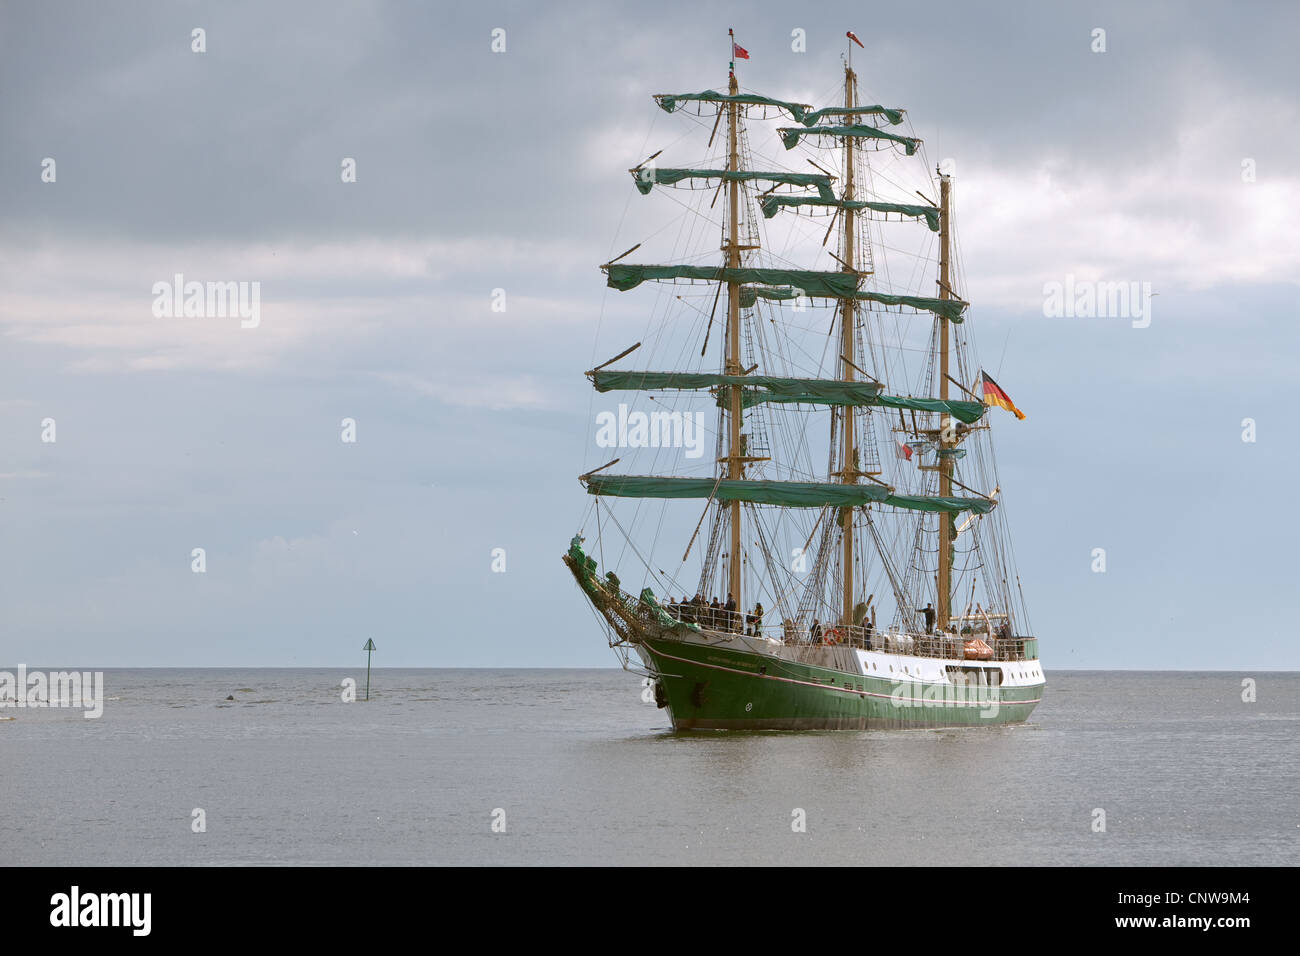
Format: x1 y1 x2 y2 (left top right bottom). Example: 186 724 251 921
823 628 843 645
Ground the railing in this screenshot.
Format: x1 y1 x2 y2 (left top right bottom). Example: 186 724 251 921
571 544 1039 663
610 589 1034 663
660 604 755 634
656 607 1034 661
829 630 1034 662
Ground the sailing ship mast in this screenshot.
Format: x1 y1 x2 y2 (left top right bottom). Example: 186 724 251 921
838 59 858 627
936 172 954 630
724 35 744 610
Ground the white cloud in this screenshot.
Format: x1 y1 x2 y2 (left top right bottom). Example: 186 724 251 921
375 370 562 411
0 236 600 377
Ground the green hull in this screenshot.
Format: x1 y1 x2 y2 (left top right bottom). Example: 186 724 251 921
561 544 1043 731
640 636 1042 730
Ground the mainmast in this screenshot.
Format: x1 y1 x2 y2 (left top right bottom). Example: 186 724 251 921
724 45 743 609
838 61 858 627
936 171 953 630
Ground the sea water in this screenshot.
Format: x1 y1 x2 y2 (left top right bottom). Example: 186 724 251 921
3 669 1295 865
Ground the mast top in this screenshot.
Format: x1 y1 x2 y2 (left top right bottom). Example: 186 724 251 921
845 29 865 71
728 27 749 81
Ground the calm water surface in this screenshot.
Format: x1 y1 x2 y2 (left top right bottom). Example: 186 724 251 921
3 669 1296 865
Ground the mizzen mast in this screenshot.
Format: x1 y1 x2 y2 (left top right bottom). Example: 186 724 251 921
936 171 954 630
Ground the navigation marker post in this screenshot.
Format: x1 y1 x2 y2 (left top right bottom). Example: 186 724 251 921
362 639 376 700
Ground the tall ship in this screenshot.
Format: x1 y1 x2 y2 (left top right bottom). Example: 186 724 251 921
564 31 1045 729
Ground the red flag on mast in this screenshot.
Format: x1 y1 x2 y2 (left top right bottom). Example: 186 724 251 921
732 41 749 60
846 31 864 49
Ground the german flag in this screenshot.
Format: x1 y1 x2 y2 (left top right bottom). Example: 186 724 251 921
980 371 1026 420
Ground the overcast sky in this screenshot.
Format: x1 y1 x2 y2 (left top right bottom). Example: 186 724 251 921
1 0 1296 668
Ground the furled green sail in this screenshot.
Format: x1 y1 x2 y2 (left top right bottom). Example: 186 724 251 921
873 395 985 423
655 90 809 122
738 285 802 307
750 391 985 421
589 369 984 422
759 196 940 232
566 534 601 596
590 370 884 406
584 474 995 515
632 168 835 201
779 125 920 155
603 264 967 322
800 105 905 126
587 475 891 507
882 493 996 515
605 264 859 298
854 290 966 323
639 587 687 630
